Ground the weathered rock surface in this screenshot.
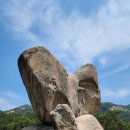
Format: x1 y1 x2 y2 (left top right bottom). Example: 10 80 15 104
18 46 101 123
68 64 101 116
50 104 78 130
76 114 104 130
21 125 53 130
18 47 70 124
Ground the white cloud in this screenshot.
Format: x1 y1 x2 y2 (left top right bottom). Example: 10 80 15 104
99 57 107 67
0 98 17 110
2 0 130 72
0 91 25 110
102 88 130 99
0 104 18 111
0 98 7 105
1 91 22 99
2 104 18 111
100 61 130 79
3 0 61 44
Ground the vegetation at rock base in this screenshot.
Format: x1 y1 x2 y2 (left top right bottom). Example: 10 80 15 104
0 102 130 130
95 110 130 130
0 105 39 130
94 102 130 130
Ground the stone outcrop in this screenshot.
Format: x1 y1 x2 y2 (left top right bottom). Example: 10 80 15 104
18 46 101 128
50 104 78 130
68 64 100 116
76 114 104 130
18 47 70 124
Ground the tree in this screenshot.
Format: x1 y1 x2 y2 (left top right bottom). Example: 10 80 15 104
95 109 129 130
0 111 39 130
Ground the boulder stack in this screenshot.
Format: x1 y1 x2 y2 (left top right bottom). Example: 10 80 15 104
18 46 103 130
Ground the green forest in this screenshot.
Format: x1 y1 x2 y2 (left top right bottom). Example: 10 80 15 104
0 105 40 130
95 110 130 130
0 103 130 130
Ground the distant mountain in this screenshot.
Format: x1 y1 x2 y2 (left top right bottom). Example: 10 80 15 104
1 102 130 122
98 102 129 113
5 104 33 114
98 102 130 122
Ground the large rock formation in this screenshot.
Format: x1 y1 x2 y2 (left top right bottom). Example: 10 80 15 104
18 47 70 124
18 46 101 125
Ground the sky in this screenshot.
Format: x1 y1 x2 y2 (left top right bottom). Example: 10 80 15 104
0 0 130 110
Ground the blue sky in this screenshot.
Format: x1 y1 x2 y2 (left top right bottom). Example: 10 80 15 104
0 0 130 110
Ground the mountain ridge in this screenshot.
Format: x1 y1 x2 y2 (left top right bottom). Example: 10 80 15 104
1 102 130 122
0 102 130 112
1 102 130 113
99 102 130 113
